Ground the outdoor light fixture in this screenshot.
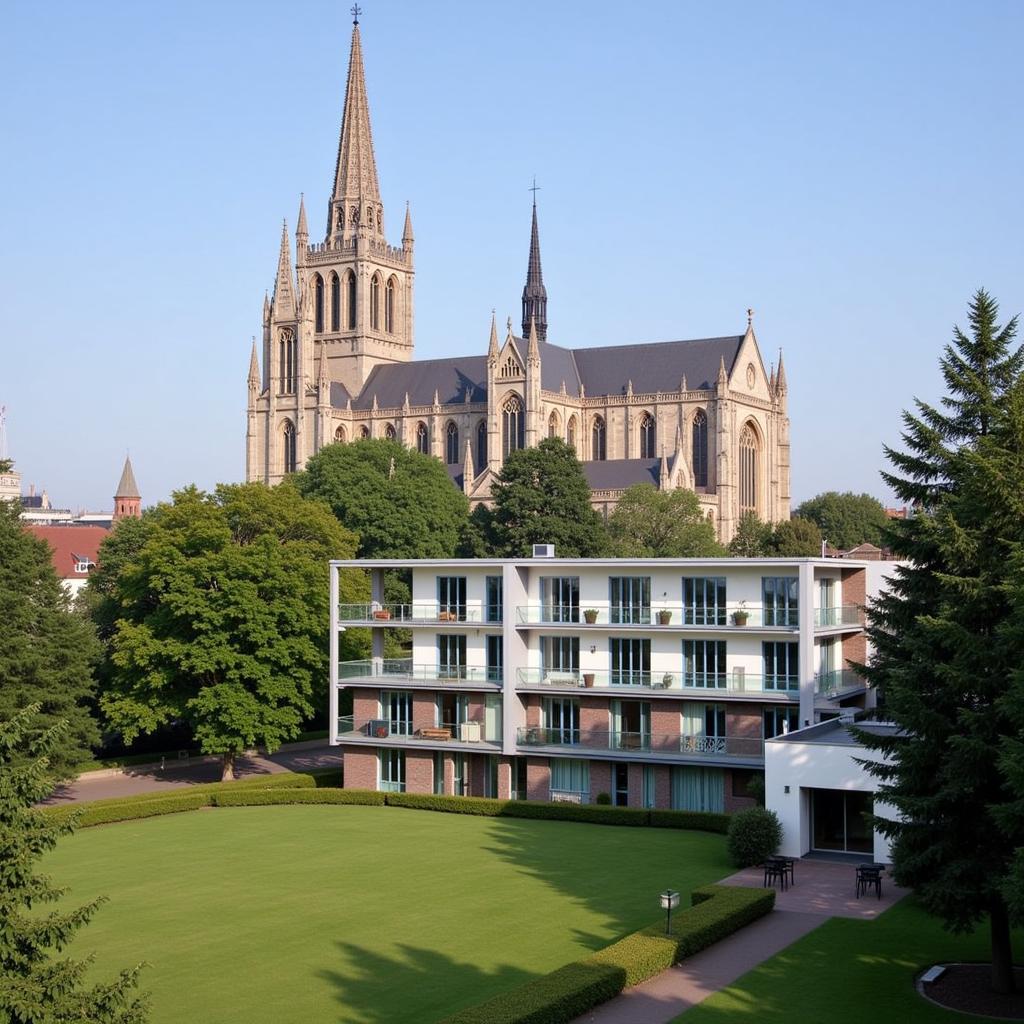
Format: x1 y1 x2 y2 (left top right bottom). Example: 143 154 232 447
660 889 680 934
589 644 596 654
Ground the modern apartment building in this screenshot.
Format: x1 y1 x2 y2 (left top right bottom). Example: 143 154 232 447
329 555 896 811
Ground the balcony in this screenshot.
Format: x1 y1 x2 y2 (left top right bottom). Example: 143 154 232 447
515 604 799 630
815 669 870 698
515 726 764 762
338 658 502 689
515 667 799 698
336 715 501 748
814 606 864 629
338 603 502 626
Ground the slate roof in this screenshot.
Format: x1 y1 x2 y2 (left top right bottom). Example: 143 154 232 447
583 459 661 491
341 355 488 410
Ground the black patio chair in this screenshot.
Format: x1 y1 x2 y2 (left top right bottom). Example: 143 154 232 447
855 863 882 899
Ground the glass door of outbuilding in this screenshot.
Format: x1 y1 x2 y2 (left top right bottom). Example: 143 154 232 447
811 789 874 854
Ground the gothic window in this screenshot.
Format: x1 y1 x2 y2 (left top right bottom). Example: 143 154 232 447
359 425 370 439
639 413 655 458
330 273 340 332
282 420 297 475
416 422 429 455
502 395 525 459
370 275 381 330
476 420 488 473
592 416 607 461
500 355 520 379
739 423 758 512
548 410 560 439
278 330 296 395
346 272 356 330
445 421 459 464
385 278 396 333
384 423 397 441
314 275 324 333
567 416 577 453
692 409 708 488
334 425 346 444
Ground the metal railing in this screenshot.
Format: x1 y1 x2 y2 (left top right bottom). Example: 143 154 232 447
814 606 864 628
338 603 502 625
550 789 590 804
515 726 764 759
338 659 502 686
515 667 799 695
815 669 869 696
516 604 799 628
336 715 501 744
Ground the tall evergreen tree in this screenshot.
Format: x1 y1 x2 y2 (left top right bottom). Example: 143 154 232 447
0 706 147 1023
859 289 1023 994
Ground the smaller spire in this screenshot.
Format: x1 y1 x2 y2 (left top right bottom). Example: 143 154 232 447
680 374 687 393
433 388 440 407
674 422 684 455
659 447 669 489
115 454 140 499
317 345 329 388
372 394 378 410
506 316 513 342
487 310 499 360
263 291 270 325
527 315 540 363
746 307 754 330
402 202 414 247
626 379 633 397
462 437 474 490
776 350 787 393
718 356 728 384
403 391 410 411
272 220 296 320
248 338 260 386
769 362 776 392
297 194 308 239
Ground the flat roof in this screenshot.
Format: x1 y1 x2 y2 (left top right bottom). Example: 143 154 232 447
767 719 903 746
329 557 888 569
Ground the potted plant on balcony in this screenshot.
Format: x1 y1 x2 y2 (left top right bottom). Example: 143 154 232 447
372 608 391 621
661 672 674 689
657 609 673 625
583 608 599 624
732 601 749 626
582 672 595 687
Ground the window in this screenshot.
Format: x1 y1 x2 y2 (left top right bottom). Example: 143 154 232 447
682 576 726 626
384 423 397 441
610 637 650 686
548 410 560 438
614 763 629 806
437 634 467 679
476 420 488 473
682 702 726 753
541 636 579 674
451 751 466 796
692 410 708 488
330 273 340 331
437 693 469 738
282 420 297 474
567 416 577 453
278 330 296 395
763 576 799 626
541 576 579 623
380 750 405 793
818 578 836 624
671 767 724 812
502 395 524 458
359 425 369 439
433 752 445 795
314 274 324 333
381 690 413 735
484 755 499 798
550 759 590 802
763 641 799 691
486 635 504 683
445 422 459 464
334 425 346 443
610 576 651 624
642 765 656 809
370 275 381 330
639 413 655 458
591 416 606 460
731 769 760 798
485 575 503 623
416 422 429 455
682 640 727 688
543 698 580 744
385 277 395 333
346 271 356 329
437 576 467 620
739 424 758 511
611 699 650 750
764 705 799 739
484 695 502 743
74 558 95 573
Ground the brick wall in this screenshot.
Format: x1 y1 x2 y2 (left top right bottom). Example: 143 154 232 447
468 697 485 724
498 757 513 799
589 760 612 802
352 689 379 724
580 697 609 742
412 693 436 733
524 695 541 728
344 749 377 790
654 765 671 809
526 757 551 801
468 753 487 796
443 753 454 795
406 751 434 795
841 567 868 668
628 763 644 807
726 704 763 738
651 703 681 747
723 768 759 813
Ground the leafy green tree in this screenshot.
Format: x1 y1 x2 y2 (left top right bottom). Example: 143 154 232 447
768 516 823 556
99 483 366 779
0 706 148 1023
607 484 724 557
0 457 13 474
794 491 889 549
295 439 469 558
478 438 609 557
858 289 1023 994
727 512 772 557
0 500 100 777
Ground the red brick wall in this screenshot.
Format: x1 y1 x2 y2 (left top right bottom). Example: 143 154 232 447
589 760 612 802
723 769 759 813
498 757 513 799
580 697 609 743
651 702 681 750
344 749 377 790
443 754 454 795
526 757 551 801
468 697 485 724
653 765 671 809
628 763 645 807
468 753 488 796
842 568 868 668
524 695 541 728
406 751 433 795
726 704 763 739
352 689 379 724
412 693 437 733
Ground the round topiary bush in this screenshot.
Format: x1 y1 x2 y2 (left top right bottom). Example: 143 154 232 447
726 807 782 867
595 792 612 805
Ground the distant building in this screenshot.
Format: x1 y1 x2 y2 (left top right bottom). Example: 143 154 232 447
113 455 141 521
25 524 108 598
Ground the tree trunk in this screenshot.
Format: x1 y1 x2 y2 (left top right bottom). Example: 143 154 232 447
990 892 1016 994
221 751 235 782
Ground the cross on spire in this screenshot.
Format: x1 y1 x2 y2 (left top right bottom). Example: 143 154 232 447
351 4 362 24
529 177 541 203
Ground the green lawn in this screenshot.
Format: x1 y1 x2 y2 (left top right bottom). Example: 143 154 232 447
675 898 1024 1023
46 805 729 1024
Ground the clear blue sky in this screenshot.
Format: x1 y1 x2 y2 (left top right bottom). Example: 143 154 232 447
2 0 1022 511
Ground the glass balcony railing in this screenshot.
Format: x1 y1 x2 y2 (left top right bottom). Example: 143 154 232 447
338 659 502 686
814 606 864 628
515 605 799 628
338 603 501 624
515 667 799 695
815 669 869 696
515 726 764 759
336 715 501 744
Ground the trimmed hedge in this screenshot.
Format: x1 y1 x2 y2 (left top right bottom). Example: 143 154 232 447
648 809 730 834
212 787 384 807
438 884 774 1024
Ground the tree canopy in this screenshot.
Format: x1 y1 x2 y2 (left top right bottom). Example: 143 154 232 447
794 491 890 550
474 438 609 557
97 482 366 778
607 485 724 557
0 499 100 777
0 706 147 1023
727 512 773 557
767 516 823 556
295 439 469 558
858 289 1024 993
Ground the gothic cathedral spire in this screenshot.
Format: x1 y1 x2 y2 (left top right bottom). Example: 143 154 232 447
521 198 548 342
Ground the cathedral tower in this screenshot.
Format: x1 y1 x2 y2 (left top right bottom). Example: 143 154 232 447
521 198 547 342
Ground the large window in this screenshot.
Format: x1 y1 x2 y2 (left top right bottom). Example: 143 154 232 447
502 396 524 458
671 766 724 812
764 705 799 739
433 751 445 795
476 420 488 473
437 576 467 620
682 640 727 688
610 637 650 686
548 410 560 438
567 416 577 453
692 409 708 488
345 272 357 329
682 702 726 753
370 275 381 330
314 275 324 333
330 273 340 331
385 277 396 333
591 416 606 460
486 635 503 683
639 413 655 458
610 576 651 624
279 331 296 395
543 698 580 744
550 759 590 801
485 575 503 623
611 699 650 750
381 690 413 735
763 576 799 626
445 422 460 464
416 422 429 455
437 693 469 736
541 576 579 623
541 636 579 674
437 634 467 679
682 576 726 625
282 420 297 475
763 641 799 691
380 750 405 793
739 424 758 512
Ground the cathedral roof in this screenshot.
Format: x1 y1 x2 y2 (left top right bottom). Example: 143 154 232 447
343 355 488 410
582 458 662 491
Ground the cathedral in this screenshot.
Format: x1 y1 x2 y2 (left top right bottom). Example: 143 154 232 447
245 17 790 542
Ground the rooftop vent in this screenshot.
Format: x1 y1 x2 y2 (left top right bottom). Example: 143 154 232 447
533 544 555 558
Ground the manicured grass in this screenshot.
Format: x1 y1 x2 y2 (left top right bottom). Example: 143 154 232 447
674 898 1024 1023
47 805 729 1024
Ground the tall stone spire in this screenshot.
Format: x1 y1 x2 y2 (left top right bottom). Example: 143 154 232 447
402 202 414 249
248 339 260 387
328 18 382 243
521 197 548 341
272 221 296 320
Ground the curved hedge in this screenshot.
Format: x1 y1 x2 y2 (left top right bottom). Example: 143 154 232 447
212 787 384 807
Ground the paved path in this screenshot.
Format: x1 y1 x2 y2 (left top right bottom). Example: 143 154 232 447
47 743 341 804
575 859 908 1024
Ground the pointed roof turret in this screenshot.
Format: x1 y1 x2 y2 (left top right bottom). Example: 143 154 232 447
659 448 670 489
317 345 329 388
487 311 499 361
115 455 140 499
402 202 414 247
272 221 296 320
776 350 787 394
248 338 260 387
296 194 308 240
527 315 540 363
462 438 474 489
328 19 381 242
521 194 548 341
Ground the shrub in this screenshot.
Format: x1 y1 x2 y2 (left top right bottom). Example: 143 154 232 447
306 767 344 788
648 809 730 834
746 772 766 807
726 807 783 867
595 792 612 805
212 787 383 807
383 793 650 827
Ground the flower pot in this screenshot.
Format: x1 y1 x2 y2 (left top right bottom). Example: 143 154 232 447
583 610 598 624
657 610 672 625
373 610 391 621
583 673 595 687
733 612 749 626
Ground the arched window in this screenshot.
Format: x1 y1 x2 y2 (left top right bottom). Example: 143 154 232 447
384 423 397 441
548 410 560 439
359 425 370 439
416 422 429 454
370 275 381 330
278 330 296 395
334 425 346 444
346 272 356 330
282 420 297 474
639 413 655 458
692 409 708 488
314 275 324 333
502 395 524 459
591 416 606 461
385 278 396 334
330 274 340 332
567 416 577 453
476 420 488 473
445 422 459 464
739 424 758 512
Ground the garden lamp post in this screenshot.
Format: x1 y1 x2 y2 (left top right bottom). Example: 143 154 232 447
660 889 680 935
